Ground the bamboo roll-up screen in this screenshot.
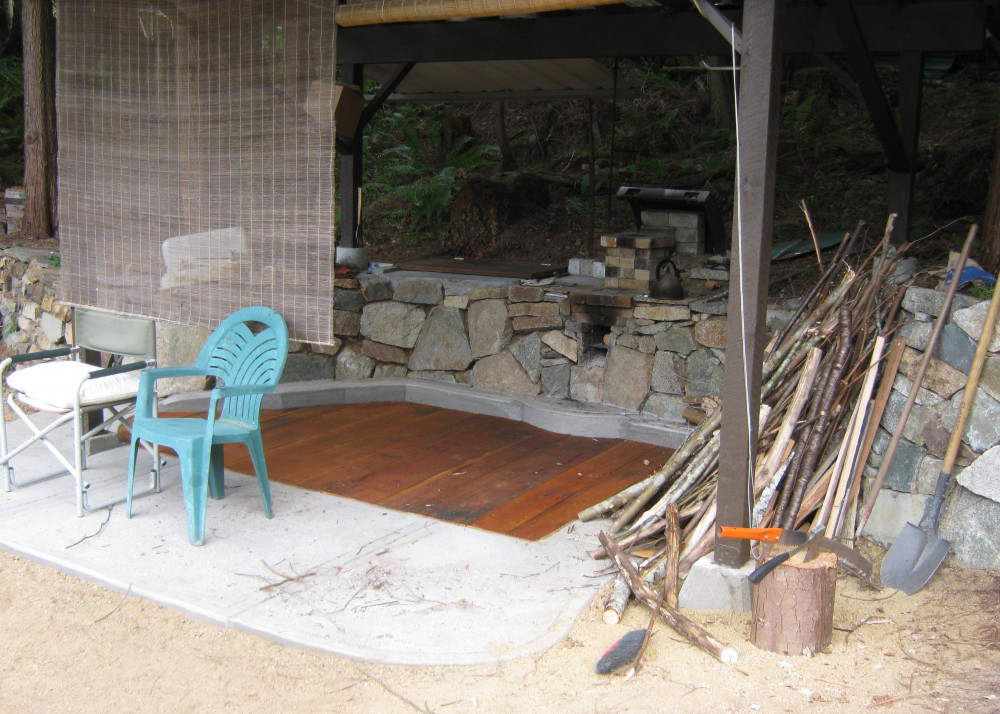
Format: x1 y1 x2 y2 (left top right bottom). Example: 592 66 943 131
57 0 336 344
336 0 625 27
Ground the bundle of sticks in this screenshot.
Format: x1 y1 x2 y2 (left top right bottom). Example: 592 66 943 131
583 216 955 605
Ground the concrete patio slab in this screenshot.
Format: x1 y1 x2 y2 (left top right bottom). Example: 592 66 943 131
0 413 613 666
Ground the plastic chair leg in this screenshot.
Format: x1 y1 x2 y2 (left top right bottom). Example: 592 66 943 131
178 443 208 546
245 432 273 518
208 444 225 500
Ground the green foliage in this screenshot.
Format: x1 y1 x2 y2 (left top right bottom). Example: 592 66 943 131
968 282 995 302
365 110 500 239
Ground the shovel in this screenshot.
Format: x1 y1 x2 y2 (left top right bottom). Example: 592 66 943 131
881 275 1000 595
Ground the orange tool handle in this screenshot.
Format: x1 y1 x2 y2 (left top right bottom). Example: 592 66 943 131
717 526 784 542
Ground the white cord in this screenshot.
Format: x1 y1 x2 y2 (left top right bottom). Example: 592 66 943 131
730 25 756 523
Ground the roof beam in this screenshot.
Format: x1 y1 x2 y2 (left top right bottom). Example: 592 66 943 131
337 3 986 64
826 0 908 171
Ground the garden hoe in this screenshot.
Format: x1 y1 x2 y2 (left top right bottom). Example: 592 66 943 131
881 276 1000 595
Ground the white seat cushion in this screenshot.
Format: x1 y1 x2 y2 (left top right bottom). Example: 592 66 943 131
6 360 142 410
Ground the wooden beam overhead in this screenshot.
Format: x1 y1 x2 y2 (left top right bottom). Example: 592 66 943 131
826 0 908 171
337 3 986 64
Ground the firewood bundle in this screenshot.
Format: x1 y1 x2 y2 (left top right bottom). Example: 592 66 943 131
582 218 914 589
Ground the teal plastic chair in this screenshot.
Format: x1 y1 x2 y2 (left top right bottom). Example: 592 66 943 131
125 307 288 545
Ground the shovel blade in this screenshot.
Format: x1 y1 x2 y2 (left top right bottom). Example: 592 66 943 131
881 523 952 595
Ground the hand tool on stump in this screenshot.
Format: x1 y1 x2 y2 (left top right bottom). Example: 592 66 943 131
718 526 872 579
746 525 824 584
881 269 1000 595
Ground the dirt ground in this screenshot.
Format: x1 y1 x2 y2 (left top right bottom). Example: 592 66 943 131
1 543 998 714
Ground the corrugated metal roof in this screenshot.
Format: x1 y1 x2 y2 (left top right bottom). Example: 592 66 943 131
364 58 629 102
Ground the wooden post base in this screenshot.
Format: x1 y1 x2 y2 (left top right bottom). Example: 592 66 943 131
750 548 837 655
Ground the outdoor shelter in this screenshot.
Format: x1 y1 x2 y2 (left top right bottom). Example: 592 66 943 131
51 1 991 569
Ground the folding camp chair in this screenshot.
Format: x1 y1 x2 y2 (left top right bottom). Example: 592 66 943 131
0 307 161 515
126 306 288 545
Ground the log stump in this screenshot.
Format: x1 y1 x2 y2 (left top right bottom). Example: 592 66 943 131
750 548 838 655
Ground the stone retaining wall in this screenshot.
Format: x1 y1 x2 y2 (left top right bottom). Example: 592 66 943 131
861 286 1000 570
3 246 997 570
283 273 796 425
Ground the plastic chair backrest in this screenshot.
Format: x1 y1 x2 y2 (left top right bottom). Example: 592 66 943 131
73 307 156 359
194 306 288 427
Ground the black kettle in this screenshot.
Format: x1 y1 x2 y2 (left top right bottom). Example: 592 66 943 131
650 259 684 300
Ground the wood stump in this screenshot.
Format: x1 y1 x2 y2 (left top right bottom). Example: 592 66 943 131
750 548 838 655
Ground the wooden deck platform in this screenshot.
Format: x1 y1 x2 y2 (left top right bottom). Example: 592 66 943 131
218 402 674 541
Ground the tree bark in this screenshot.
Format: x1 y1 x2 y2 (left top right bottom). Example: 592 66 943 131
750 549 837 655
982 123 1000 274
21 0 56 239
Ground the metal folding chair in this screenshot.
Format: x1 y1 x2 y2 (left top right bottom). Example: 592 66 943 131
0 307 160 515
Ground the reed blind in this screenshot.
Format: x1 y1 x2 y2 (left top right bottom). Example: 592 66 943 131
57 0 337 344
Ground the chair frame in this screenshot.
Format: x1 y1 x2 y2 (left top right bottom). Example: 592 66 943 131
0 308 161 516
126 306 288 545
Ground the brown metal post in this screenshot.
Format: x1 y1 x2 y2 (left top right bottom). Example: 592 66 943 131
715 0 784 569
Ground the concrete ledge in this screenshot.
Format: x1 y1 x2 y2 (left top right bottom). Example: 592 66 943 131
678 552 754 612
160 378 692 447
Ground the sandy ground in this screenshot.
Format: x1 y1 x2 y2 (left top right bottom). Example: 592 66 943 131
1 543 998 714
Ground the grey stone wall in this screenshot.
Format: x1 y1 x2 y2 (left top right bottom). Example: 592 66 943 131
862 287 1000 571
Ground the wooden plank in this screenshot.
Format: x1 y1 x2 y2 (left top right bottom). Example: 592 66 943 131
510 444 672 540
394 257 566 279
335 413 542 502
473 440 671 539
221 402 669 541
399 431 612 523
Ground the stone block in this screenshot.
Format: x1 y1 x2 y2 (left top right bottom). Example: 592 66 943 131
633 304 691 322
508 301 560 317
540 330 577 362
642 392 686 421
156 321 213 393
335 344 375 380
901 286 973 318
472 351 540 395
360 277 394 302
408 306 473 372
444 294 469 310
541 362 571 398
651 350 684 394
882 440 924 492
694 317 727 349
510 332 542 383
602 346 652 411
374 364 407 379
359 302 425 348
333 289 366 312
953 298 1000 352
957 444 1000 503
942 387 1000 453
508 285 545 302
512 315 562 332
333 309 361 337
466 285 509 301
469 298 512 359
685 349 723 398
861 489 929 547
394 278 443 305
655 325 697 355
282 352 336 382
939 487 1000 570
934 323 975 374
39 311 65 343
361 339 409 364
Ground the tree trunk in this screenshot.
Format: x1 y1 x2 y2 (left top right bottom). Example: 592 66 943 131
750 549 837 655
495 102 516 171
21 0 56 239
982 123 1000 274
